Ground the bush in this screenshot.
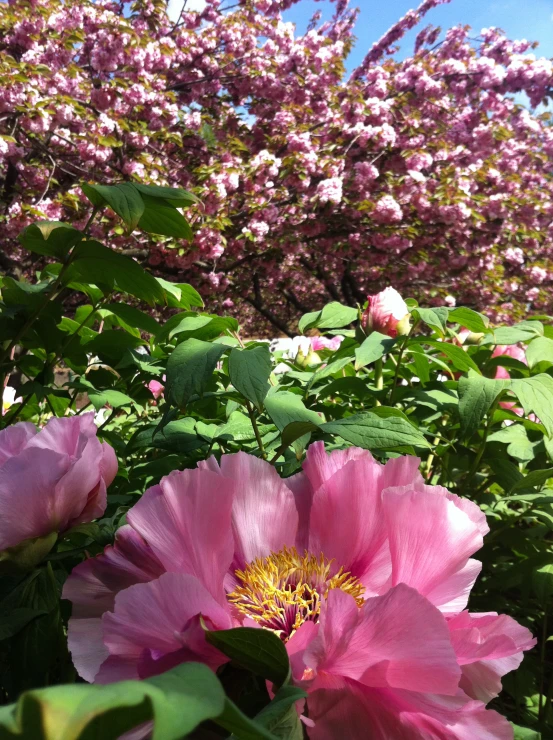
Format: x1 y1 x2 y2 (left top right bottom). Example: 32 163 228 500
0 184 550 737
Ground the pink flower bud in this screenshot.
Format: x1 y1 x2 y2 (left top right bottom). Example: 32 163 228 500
362 287 411 338
147 379 165 400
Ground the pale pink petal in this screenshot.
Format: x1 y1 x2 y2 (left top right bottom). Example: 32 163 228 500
53 435 108 529
383 489 484 614
424 559 482 616
305 586 460 695
308 453 421 586
300 441 374 493
217 452 299 568
67 618 109 684
63 525 165 618
286 620 319 684
0 447 70 549
0 422 36 465
449 611 536 702
127 467 234 602
97 573 233 682
307 682 513 740
27 412 97 455
63 525 165 682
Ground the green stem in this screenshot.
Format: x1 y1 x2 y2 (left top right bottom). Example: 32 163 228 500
540 607 548 725
463 395 503 493
389 321 419 406
374 357 384 406
245 400 266 459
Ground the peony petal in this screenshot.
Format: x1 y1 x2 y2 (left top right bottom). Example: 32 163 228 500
308 453 421 586
383 488 484 614
217 452 299 568
448 611 536 702
98 573 232 682
54 435 107 530
307 681 513 740
0 422 36 466
27 412 97 456
127 467 234 602
0 447 70 549
63 525 165 682
305 585 461 695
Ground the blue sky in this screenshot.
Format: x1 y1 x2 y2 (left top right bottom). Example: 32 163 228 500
283 0 553 70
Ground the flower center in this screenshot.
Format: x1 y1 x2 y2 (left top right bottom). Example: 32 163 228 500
228 546 365 640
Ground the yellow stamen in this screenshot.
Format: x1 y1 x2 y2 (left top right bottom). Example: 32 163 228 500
228 546 364 640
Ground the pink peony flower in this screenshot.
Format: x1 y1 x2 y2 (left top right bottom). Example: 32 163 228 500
0 414 117 563
147 379 165 400
64 443 534 737
492 345 527 380
362 286 410 338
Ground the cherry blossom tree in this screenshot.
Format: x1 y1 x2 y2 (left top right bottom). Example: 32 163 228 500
0 0 552 333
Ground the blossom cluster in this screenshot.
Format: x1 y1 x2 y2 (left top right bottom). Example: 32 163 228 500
0 0 552 332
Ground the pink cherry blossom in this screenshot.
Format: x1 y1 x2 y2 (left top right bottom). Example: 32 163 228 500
362 286 410 338
64 443 534 737
0 414 117 554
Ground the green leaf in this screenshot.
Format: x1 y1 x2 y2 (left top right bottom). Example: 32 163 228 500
511 725 540 740
264 391 322 431
0 662 228 740
81 183 145 231
87 389 135 411
67 241 165 306
156 278 203 309
425 340 481 374
85 330 144 361
307 357 353 391
488 425 539 463
228 346 272 410
264 391 322 456
354 332 396 370
298 302 357 333
0 609 48 642
249 686 307 740
458 375 510 439
321 413 429 451
525 336 553 369
205 627 290 687
18 222 81 259
138 194 193 239
532 563 553 606
133 184 199 207
509 468 553 492
217 698 278 740
413 307 449 334
166 339 228 406
126 419 206 454
105 304 159 335
481 325 540 345
510 374 553 436
448 307 490 333
279 421 320 450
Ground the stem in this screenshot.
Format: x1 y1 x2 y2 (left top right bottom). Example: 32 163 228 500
245 400 266 459
463 395 503 493
374 357 383 406
540 608 548 725
389 321 419 406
